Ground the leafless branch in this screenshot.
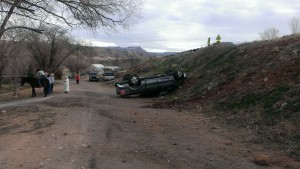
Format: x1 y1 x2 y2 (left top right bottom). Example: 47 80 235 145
5 26 43 34
0 0 143 39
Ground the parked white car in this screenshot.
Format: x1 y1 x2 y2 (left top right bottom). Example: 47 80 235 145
103 72 115 81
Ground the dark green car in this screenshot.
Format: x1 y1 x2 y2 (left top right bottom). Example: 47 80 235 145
115 70 186 97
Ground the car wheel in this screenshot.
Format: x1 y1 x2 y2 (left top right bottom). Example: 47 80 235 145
128 74 141 86
173 70 184 80
123 74 130 81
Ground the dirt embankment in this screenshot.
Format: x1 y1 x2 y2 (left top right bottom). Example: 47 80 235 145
128 35 300 162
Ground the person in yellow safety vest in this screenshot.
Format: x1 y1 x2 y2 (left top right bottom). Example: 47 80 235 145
216 34 221 44
207 37 210 46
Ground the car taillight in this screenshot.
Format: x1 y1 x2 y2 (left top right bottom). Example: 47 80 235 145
120 90 126 95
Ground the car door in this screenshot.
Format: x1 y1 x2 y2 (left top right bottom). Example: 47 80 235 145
158 75 176 89
144 77 159 93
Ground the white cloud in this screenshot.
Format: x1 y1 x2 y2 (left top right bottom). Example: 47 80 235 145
76 37 118 47
91 40 118 47
71 0 300 52
144 48 167 53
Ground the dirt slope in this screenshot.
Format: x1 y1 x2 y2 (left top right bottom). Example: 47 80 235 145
129 35 300 162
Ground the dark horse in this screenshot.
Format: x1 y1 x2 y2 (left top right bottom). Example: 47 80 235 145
21 77 50 97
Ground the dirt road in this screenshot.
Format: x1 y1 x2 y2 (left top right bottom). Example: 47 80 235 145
0 80 298 169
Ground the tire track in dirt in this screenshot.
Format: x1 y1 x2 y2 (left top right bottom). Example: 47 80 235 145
0 96 54 108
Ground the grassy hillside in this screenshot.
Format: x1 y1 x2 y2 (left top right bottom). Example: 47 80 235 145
130 34 300 160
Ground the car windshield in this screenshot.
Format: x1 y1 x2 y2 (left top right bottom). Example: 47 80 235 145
90 73 97 76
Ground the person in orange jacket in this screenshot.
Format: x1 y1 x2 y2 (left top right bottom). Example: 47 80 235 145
75 74 80 84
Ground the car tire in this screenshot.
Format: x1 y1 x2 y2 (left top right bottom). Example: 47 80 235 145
173 70 184 80
128 74 141 86
123 74 130 81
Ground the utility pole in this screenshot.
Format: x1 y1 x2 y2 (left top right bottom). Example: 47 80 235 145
131 49 134 67
76 45 79 74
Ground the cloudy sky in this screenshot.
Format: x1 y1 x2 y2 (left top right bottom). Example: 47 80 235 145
71 0 300 52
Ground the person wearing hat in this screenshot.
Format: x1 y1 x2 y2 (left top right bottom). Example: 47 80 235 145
36 69 45 87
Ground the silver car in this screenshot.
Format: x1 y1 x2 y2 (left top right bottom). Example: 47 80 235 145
103 72 115 81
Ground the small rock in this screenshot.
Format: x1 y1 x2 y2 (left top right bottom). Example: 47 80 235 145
252 154 270 166
225 142 232 145
81 144 90 148
281 103 287 108
81 144 87 147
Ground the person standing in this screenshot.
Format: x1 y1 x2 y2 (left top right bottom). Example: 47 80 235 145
207 37 211 46
36 69 45 87
75 74 80 84
36 69 45 78
49 73 55 93
216 34 221 44
45 74 51 94
63 76 70 93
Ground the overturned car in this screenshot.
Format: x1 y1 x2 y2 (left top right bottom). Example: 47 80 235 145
115 70 186 97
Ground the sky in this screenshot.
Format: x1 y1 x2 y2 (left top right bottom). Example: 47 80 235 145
71 0 300 52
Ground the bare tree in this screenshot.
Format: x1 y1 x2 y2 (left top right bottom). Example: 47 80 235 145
6 43 25 96
0 0 143 39
22 25 80 73
259 27 280 40
0 30 24 89
0 48 8 89
288 16 300 34
85 46 98 65
63 45 88 74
